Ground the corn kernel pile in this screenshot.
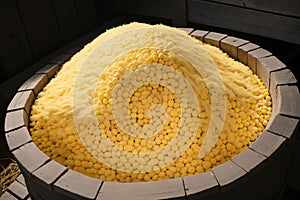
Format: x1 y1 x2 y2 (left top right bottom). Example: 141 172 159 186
30 23 272 182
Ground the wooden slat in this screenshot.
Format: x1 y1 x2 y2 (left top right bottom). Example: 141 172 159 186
0 0 34 79
230 148 267 197
250 131 286 157
203 0 300 18
51 0 83 43
94 0 114 19
270 69 297 102
111 0 172 19
212 160 248 199
248 139 289 199
0 191 18 200
36 64 59 79
16 175 26 186
213 160 246 186
267 114 299 138
171 0 187 26
277 85 300 118
220 36 249 59
256 56 286 90
204 32 227 47
54 170 102 200
247 48 272 73
271 69 297 86
74 0 100 32
7 91 35 115
27 160 68 200
232 148 266 173
98 178 186 200
191 30 209 42
7 181 29 200
237 43 259 65
16 0 63 58
33 160 67 186
5 110 28 132
184 172 220 199
12 142 50 173
187 0 300 45
18 74 49 96
5 127 32 151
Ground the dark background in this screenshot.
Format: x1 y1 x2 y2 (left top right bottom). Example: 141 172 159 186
0 0 299 199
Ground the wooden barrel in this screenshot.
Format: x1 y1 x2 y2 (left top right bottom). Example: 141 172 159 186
4 29 300 200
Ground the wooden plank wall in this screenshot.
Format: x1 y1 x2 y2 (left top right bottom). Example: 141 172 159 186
187 0 300 45
0 0 111 84
110 0 300 45
204 0 300 17
110 0 187 26
1 0 299 84
111 0 172 20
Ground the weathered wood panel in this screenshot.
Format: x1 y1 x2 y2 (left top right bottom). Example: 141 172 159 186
74 0 100 32
220 36 249 59
36 64 59 79
54 170 102 200
5 110 28 132
204 32 227 47
7 181 29 199
98 178 186 200
110 0 187 26
191 30 209 42
51 0 83 43
171 0 187 26
0 0 34 80
256 56 286 89
267 114 299 138
16 0 63 58
237 43 259 65
187 0 300 45
205 0 300 18
212 160 247 199
33 160 67 186
248 48 272 73
184 172 220 199
12 142 50 173
7 90 35 115
94 0 114 19
6 127 32 151
111 0 172 19
18 74 49 96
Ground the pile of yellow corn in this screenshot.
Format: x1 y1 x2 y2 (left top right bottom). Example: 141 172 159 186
30 23 271 182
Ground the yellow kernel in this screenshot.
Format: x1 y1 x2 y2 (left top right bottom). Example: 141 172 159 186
169 167 177 173
188 166 196 174
186 148 194 156
202 161 212 170
170 110 178 117
144 174 150 181
196 165 204 173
